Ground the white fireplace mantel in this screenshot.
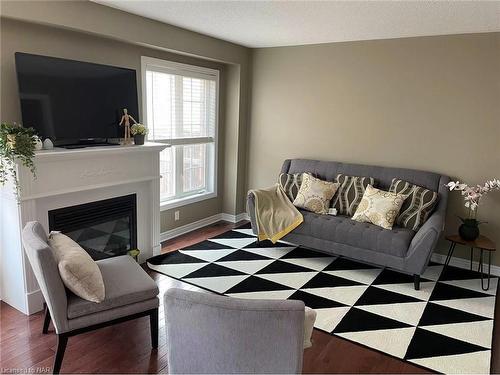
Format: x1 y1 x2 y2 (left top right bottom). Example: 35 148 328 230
0 142 167 315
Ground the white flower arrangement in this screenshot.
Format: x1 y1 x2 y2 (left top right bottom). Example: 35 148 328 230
130 123 148 136
447 178 500 218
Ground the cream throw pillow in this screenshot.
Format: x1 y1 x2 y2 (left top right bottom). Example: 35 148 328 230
293 173 339 214
48 232 105 303
352 185 406 230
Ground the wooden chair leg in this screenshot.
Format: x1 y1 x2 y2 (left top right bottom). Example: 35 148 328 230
414 274 420 290
53 334 68 374
43 304 51 334
150 308 159 349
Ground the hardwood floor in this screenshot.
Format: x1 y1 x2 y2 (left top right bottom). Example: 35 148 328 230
1 221 498 373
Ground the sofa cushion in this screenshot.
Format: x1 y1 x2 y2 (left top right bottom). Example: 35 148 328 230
279 172 304 201
283 159 442 192
293 210 416 257
331 174 375 216
389 179 439 231
67 255 159 319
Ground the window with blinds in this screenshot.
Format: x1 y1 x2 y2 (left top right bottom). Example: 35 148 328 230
141 57 219 207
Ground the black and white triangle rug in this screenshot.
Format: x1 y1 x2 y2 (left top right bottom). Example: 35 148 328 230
148 224 498 374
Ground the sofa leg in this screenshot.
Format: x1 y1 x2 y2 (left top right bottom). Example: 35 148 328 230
43 304 51 334
150 308 158 349
53 334 68 374
414 274 420 291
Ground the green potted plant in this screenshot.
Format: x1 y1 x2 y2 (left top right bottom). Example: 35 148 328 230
130 123 148 145
447 179 500 241
0 122 37 201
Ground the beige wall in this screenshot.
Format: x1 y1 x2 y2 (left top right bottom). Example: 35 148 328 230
2 1 499 267
1 0 251 233
248 33 500 265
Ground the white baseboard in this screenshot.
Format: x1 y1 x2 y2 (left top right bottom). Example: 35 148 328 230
431 253 500 277
26 289 44 315
221 212 250 223
160 212 249 243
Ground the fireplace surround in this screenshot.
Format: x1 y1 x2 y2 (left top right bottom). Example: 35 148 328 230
0 143 167 315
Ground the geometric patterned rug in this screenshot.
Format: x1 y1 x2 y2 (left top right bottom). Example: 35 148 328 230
148 223 498 374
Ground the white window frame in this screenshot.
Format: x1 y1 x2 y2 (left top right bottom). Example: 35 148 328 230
141 56 219 211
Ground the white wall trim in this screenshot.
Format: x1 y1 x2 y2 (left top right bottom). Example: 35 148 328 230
160 214 223 243
26 289 44 314
160 191 217 211
431 253 500 277
160 212 249 243
221 212 250 224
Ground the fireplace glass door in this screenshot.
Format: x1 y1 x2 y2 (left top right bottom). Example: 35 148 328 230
48 194 137 260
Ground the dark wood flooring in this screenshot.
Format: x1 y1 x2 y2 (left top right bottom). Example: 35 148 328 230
1 221 498 374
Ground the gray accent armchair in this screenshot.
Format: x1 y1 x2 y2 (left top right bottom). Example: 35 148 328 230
247 159 450 290
164 288 306 374
21 221 159 374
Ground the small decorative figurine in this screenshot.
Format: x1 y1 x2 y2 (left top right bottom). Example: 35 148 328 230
119 108 137 145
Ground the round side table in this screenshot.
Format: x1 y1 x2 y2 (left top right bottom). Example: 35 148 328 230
444 234 496 291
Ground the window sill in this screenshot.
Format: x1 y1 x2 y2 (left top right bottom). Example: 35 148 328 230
160 191 217 211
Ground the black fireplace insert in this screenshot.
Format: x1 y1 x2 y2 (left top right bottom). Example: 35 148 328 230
48 194 137 260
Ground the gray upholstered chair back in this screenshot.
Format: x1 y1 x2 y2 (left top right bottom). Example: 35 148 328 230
164 288 305 374
22 222 68 333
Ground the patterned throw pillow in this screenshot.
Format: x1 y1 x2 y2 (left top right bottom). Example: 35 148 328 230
352 185 406 230
293 174 340 214
331 174 375 216
279 172 304 201
389 179 439 231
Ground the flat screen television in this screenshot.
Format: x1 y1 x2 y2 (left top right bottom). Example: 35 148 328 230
15 52 139 148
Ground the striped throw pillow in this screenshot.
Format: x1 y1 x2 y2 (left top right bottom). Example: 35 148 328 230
389 179 439 231
279 172 304 201
331 174 375 216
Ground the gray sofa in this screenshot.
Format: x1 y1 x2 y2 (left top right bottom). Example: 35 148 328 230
247 159 450 290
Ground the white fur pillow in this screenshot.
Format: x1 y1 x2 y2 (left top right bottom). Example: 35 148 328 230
48 232 105 303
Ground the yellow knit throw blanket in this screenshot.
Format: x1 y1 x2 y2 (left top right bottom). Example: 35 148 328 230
249 184 303 244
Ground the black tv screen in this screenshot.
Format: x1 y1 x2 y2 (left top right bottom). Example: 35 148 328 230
15 52 139 146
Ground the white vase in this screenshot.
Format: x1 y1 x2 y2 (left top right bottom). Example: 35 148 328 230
43 138 54 150
33 136 43 151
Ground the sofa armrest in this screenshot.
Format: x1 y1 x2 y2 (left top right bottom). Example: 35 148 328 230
406 175 450 273
246 192 258 235
408 211 443 256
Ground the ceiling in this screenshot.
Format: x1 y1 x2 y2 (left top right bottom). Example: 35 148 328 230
93 1 500 48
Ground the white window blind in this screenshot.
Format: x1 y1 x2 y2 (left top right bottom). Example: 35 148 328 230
142 57 218 206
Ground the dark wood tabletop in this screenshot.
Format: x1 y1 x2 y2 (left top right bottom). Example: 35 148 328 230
445 234 496 251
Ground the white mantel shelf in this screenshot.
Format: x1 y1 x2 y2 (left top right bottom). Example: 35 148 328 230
0 142 168 315
34 142 169 160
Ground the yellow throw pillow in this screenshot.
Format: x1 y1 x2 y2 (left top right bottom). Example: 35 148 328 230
293 173 339 214
48 232 105 303
352 185 406 230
